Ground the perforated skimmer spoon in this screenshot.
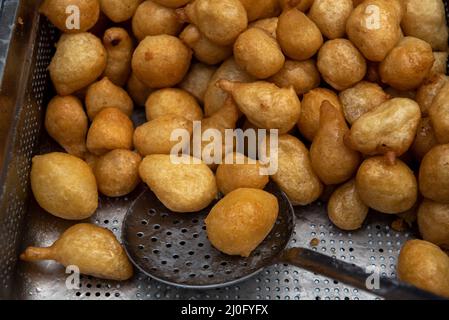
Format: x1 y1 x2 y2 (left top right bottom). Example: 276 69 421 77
122 182 443 300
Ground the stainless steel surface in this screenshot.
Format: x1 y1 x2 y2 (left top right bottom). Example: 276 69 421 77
0 0 446 300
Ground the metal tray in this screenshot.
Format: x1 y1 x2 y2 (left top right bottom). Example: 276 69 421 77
0 0 444 300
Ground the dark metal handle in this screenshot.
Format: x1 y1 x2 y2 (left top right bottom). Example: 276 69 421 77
280 248 445 300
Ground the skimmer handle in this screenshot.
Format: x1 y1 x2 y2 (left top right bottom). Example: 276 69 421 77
281 247 445 300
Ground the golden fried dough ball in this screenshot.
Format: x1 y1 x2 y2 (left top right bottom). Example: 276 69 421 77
216 153 269 195
152 0 191 8
328 179 368 231
308 0 353 39
419 144 449 204
297 88 343 142
429 82 449 144
270 60 320 96
239 0 280 21
145 88 203 122
49 33 107 96
345 98 421 157
181 0 248 46
86 107 134 155
94 150 141 197
102 27 133 87
418 200 449 248
21 223 133 281
179 24 232 65
401 0 448 51
269 134 323 206
132 1 182 41
310 101 361 185
249 17 278 38
204 58 254 116
356 156 418 214
430 52 449 77
139 154 217 212
205 188 278 257
31 152 98 220
412 117 438 161
99 0 142 22
45 96 88 158
218 80 301 134
85 77 134 120
134 115 193 156
179 63 216 103
126 72 154 106
279 0 314 11
346 0 401 62
398 240 449 298
276 8 323 61
416 74 448 116
379 37 435 91
317 39 367 91
40 0 100 33
234 28 285 79
132 35 192 88
339 81 389 124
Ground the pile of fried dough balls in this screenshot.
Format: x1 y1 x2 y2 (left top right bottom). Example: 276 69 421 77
21 0 449 296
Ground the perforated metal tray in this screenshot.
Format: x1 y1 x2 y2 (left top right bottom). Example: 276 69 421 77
0 0 444 300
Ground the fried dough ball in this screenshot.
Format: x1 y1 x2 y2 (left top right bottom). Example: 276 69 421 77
21 224 133 281
279 0 314 11
356 156 418 214
218 80 301 134
132 1 182 41
418 200 449 248
419 144 449 204
94 149 141 197
339 81 389 124
86 107 134 155
204 58 254 116
216 153 269 195
180 0 248 46
145 88 203 122
328 179 368 231
40 0 100 33
45 96 88 158
401 0 448 51
179 24 233 65
249 17 278 38
297 88 343 142
379 37 434 91
346 0 401 62
416 74 448 116
430 52 449 77
345 98 421 157
268 134 323 206
102 27 133 87
31 152 98 220
126 72 154 106
152 0 191 8
134 115 193 156
85 77 134 120
429 82 449 144
139 154 217 212
179 63 216 103
270 60 320 95
308 0 353 39
234 28 285 79
205 188 278 257
49 33 107 96
277 8 323 61
132 35 192 88
310 101 361 185
317 39 367 91
239 0 280 21
99 0 142 22
398 240 449 298
412 117 438 161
